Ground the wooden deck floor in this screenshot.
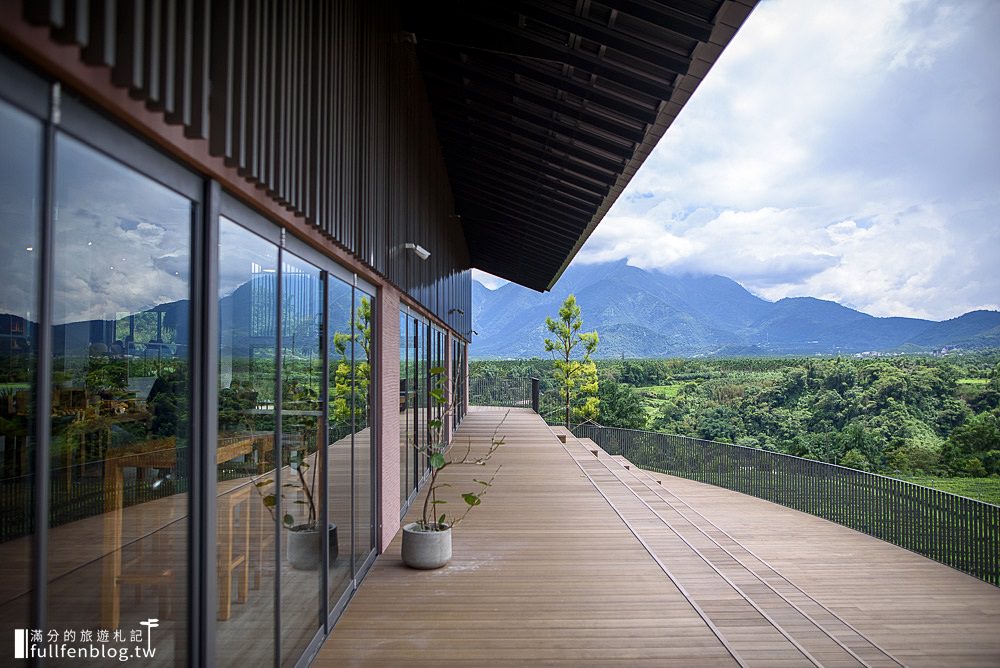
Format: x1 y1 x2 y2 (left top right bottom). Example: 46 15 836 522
315 408 1000 667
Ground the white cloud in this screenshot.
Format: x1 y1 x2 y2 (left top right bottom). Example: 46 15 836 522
578 0 1000 320
472 268 509 290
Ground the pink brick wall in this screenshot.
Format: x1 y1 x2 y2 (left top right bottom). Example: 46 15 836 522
378 285 401 550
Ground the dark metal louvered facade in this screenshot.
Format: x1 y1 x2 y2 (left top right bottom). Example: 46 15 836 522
7 0 754 301
7 0 473 335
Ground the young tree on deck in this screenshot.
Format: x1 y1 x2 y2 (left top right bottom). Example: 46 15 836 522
544 294 599 427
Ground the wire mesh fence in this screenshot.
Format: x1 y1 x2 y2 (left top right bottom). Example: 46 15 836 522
466 375 574 425
468 376 533 408
574 422 1000 587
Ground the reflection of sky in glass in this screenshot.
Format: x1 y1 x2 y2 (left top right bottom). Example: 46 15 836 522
0 101 41 320
53 134 191 324
218 216 278 297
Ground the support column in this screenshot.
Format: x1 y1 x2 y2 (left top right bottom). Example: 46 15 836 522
377 284 401 550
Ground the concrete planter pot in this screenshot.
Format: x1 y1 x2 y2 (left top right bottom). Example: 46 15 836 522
287 523 338 570
401 522 452 569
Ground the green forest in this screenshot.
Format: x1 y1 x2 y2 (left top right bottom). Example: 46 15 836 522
470 353 1000 504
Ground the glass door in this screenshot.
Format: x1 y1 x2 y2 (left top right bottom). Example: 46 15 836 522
216 218 279 666
277 251 323 667
352 288 376 576
399 311 409 510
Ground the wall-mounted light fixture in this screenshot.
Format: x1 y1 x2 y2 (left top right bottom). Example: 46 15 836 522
404 243 430 260
448 308 465 316
466 330 479 337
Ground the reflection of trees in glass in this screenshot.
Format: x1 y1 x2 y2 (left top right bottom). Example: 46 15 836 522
332 296 371 429
218 380 259 433
148 365 189 437
79 355 129 397
114 311 177 346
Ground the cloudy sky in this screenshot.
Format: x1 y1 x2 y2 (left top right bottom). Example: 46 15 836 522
477 0 1000 321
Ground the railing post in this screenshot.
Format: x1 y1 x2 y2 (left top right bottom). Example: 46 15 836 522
530 377 539 413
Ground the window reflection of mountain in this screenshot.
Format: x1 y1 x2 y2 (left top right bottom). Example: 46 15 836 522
247 265 321 345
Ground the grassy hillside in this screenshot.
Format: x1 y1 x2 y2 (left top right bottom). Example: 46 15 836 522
899 476 1000 505
471 352 1000 502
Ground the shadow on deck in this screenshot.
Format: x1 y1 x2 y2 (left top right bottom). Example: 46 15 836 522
316 408 1000 667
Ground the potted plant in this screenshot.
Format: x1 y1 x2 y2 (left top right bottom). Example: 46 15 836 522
400 366 505 569
253 447 337 570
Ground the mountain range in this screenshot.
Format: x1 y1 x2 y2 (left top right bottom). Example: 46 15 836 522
471 261 1000 358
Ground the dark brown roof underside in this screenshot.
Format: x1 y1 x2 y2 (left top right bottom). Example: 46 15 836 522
406 0 756 291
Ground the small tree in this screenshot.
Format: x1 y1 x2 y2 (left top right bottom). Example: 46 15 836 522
544 294 599 427
419 367 504 531
332 296 372 426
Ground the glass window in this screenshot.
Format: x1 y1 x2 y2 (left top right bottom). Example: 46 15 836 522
48 133 192 662
278 252 323 666
353 289 375 574
399 310 429 511
327 275 353 606
411 318 422 496
216 217 278 665
0 98 41 649
399 311 408 511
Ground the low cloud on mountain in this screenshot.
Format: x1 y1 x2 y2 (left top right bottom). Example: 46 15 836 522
573 0 1000 321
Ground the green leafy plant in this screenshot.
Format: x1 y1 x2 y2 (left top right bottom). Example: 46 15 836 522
415 366 505 532
544 294 599 427
253 447 319 531
332 296 371 426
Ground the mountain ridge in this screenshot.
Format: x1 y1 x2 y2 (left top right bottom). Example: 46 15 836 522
471 261 1000 358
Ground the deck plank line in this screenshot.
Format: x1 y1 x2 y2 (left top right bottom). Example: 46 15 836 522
316 409 740 666
550 428 766 668
316 410 1000 666
612 454 907 668
556 431 827 668
586 443 888 667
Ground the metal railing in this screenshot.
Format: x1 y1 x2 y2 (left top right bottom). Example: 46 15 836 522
0 442 266 543
469 376 537 410
574 423 1000 587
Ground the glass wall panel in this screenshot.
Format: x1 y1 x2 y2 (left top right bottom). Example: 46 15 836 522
0 99 41 650
399 311 429 511
399 312 408 511
410 318 422 495
278 252 323 667
456 341 467 425
452 339 463 429
49 133 191 663
352 289 375 572
432 328 443 430
327 275 353 605
216 218 278 665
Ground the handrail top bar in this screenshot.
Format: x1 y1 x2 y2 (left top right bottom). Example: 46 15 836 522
573 421 1000 509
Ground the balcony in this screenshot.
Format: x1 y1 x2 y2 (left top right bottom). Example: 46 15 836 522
317 407 1000 667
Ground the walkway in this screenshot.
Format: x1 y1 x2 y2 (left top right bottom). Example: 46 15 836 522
315 408 1000 667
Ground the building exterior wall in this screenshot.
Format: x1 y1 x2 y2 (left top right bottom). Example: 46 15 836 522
378 285 401 549
0 1 472 666
0 0 472 334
